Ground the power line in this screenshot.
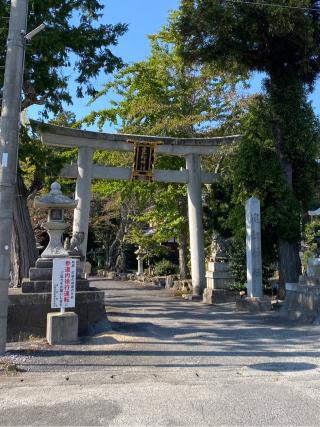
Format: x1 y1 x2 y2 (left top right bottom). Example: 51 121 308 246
223 0 320 12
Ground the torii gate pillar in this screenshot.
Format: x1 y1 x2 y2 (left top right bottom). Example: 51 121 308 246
186 153 206 296
73 147 94 257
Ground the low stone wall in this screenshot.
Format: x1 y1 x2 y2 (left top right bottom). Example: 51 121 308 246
282 283 320 322
172 280 193 294
96 270 128 280
134 275 169 287
165 275 178 289
7 288 105 342
236 296 272 312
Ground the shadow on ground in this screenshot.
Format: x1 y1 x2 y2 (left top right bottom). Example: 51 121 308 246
5 280 320 372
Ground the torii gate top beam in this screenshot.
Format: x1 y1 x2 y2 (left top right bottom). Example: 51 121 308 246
32 121 241 156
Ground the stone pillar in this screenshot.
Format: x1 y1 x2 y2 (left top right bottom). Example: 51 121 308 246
73 147 94 258
186 154 206 296
245 197 263 298
137 257 144 276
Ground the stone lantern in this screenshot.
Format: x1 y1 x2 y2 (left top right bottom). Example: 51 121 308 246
15 181 106 344
34 182 77 259
134 246 146 276
203 232 235 305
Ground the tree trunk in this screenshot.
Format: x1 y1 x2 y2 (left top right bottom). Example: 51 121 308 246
178 232 189 279
178 195 189 279
108 200 129 271
10 173 38 287
278 238 300 298
272 104 301 296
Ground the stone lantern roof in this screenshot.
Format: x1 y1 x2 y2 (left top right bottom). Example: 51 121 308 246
134 246 146 256
34 182 77 210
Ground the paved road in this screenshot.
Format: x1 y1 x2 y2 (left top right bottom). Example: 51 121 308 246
1 280 320 426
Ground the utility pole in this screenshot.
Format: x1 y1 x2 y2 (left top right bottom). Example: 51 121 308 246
0 0 28 354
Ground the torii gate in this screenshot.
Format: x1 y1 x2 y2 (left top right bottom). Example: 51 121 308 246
34 122 240 297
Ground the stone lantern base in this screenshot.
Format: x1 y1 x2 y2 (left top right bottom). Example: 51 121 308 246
7 257 106 342
203 261 237 304
21 257 86 292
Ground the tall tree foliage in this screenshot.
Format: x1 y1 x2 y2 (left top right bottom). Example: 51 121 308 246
0 1 127 285
0 0 127 115
206 95 319 287
85 22 243 276
177 0 320 290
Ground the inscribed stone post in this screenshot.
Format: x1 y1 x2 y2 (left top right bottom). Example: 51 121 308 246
245 197 263 298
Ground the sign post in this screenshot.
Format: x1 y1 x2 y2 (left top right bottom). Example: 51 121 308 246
52 258 77 311
47 258 78 345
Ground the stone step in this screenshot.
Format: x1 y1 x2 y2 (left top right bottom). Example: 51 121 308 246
35 257 82 269
21 279 90 293
29 267 82 281
35 259 54 269
203 288 238 304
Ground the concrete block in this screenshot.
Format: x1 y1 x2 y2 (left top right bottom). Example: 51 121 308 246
7 288 105 342
46 312 78 345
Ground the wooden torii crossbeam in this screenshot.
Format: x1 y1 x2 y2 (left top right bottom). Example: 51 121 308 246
34 121 241 297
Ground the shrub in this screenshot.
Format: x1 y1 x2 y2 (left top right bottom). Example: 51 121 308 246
154 259 176 276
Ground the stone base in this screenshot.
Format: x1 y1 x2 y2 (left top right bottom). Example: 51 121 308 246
21 278 89 293
203 288 238 305
7 289 105 342
206 262 234 290
46 312 78 345
307 257 320 278
29 266 82 281
283 282 320 321
236 296 272 312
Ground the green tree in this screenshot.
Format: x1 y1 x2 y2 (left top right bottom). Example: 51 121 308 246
0 0 127 115
177 0 320 290
85 21 243 276
0 1 127 285
206 95 319 287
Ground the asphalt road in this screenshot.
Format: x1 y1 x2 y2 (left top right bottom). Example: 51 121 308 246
1 280 320 426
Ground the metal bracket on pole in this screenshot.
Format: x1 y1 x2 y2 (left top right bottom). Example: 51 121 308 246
25 23 45 41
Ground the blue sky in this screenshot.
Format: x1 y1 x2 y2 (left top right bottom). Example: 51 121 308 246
29 0 320 129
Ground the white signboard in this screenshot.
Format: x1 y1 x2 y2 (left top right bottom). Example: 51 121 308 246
51 258 77 309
